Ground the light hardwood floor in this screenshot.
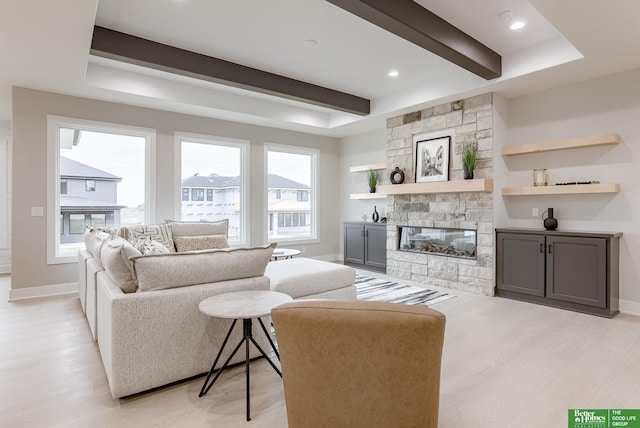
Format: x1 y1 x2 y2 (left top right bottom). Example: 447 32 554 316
1 272 639 427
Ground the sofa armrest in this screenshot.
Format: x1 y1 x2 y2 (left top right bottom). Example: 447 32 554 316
96 272 271 398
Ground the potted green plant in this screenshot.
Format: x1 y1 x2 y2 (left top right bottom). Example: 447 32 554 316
462 143 478 179
367 168 378 193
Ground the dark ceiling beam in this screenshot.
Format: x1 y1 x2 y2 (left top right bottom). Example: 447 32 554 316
325 0 502 80
90 26 370 116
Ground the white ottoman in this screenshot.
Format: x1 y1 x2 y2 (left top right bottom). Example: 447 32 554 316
265 258 356 300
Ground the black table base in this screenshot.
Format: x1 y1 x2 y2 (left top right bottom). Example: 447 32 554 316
199 317 281 421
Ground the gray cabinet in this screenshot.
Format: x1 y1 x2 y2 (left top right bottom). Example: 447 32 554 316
496 228 620 318
344 222 386 273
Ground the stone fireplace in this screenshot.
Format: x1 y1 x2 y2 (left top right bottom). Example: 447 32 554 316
385 94 494 296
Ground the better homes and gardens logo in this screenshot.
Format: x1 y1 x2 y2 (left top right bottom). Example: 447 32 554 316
569 409 640 428
571 410 607 428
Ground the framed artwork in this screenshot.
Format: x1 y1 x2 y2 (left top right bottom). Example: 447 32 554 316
415 136 450 183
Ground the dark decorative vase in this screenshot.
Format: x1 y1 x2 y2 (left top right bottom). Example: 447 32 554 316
369 186 376 193
372 206 379 223
390 167 405 184
543 208 558 231
463 170 474 180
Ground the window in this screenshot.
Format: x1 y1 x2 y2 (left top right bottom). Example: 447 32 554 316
177 133 248 245
90 213 106 228
182 188 189 201
69 214 85 234
191 188 204 201
265 144 318 242
47 116 156 264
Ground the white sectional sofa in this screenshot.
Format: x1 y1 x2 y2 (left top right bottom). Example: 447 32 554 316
78 220 356 398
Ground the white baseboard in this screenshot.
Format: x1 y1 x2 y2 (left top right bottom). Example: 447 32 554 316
619 299 640 317
311 253 341 262
8 282 78 301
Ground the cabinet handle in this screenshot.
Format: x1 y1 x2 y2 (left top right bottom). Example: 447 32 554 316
548 244 552 254
540 243 544 253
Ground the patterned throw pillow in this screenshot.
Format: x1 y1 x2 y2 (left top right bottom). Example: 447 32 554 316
133 238 172 255
126 224 175 252
173 235 229 252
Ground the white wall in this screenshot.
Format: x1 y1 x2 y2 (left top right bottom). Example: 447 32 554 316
497 68 640 313
338 128 387 257
11 87 340 294
0 120 10 273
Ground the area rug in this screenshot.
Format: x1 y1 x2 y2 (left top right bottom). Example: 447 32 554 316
355 275 455 306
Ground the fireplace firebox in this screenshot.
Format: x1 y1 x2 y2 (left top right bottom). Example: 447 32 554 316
398 226 476 259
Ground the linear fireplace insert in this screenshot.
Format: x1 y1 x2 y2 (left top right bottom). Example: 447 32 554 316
398 226 476 259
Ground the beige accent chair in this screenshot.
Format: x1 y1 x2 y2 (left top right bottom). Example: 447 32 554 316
271 300 446 428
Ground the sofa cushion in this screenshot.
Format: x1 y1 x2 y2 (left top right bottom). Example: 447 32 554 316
126 224 175 252
173 234 229 252
131 243 276 292
165 219 229 238
101 236 142 293
84 227 113 261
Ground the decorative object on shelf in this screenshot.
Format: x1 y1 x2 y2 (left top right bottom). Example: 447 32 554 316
389 167 405 184
380 217 387 223
533 169 548 186
372 206 379 223
462 142 478 180
361 214 368 222
367 168 378 193
415 135 450 183
542 208 558 230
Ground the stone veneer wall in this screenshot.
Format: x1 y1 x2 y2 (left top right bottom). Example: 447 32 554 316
385 93 494 296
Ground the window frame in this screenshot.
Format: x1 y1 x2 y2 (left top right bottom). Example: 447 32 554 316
264 143 319 244
174 132 249 247
47 115 156 264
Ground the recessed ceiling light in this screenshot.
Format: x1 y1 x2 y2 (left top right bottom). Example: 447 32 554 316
510 21 526 30
388 70 399 77
305 39 318 46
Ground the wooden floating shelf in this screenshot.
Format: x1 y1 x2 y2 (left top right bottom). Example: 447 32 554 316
378 179 493 195
350 193 388 200
349 162 387 173
501 133 620 156
502 183 620 196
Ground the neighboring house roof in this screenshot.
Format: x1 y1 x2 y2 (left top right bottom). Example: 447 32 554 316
181 173 309 190
60 195 125 209
181 174 240 188
60 156 121 181
267 174 309 190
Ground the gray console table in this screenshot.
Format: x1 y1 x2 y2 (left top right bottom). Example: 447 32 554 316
344 221 386 273
496 228 621 318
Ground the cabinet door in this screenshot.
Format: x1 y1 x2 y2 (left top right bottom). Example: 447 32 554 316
344 224 365 265
496 233 545 297
546 236 607 308
364 224 386 270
